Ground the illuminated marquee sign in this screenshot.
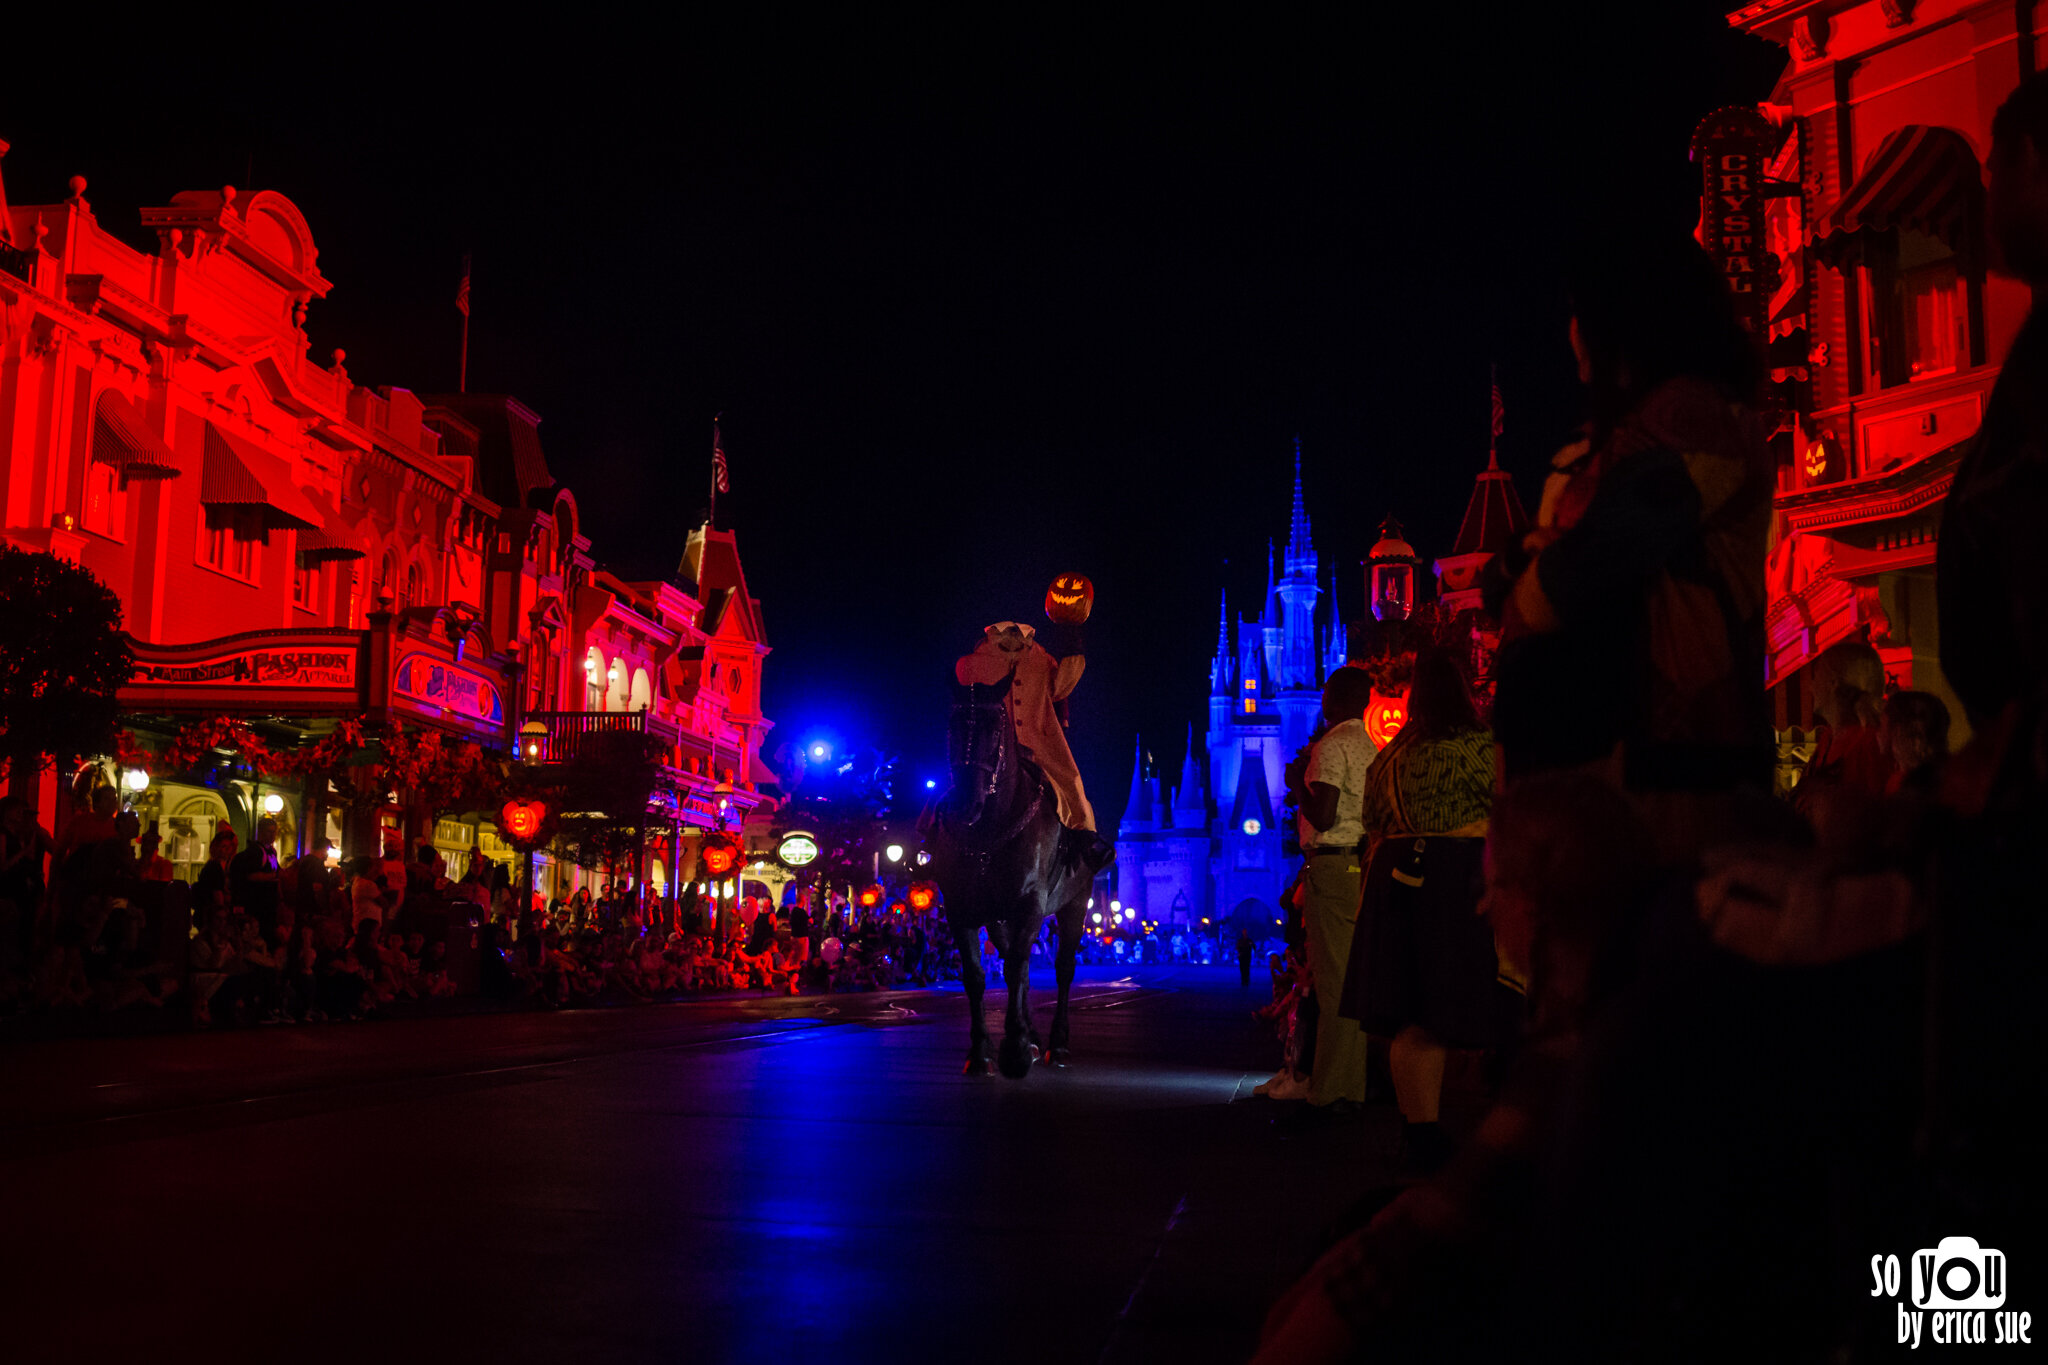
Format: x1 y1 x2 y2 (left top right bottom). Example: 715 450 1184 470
1692 105 1777 337
130 647 356 689
776 832 820 868
392 650 504 728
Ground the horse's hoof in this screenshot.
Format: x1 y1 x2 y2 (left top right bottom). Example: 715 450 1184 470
997 1037 1035 1080
964 1056 992 1076
1028 1043 1042 1062
1050 1048 1071 1067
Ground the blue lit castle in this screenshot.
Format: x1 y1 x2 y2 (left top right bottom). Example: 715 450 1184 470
1113 451 1347 931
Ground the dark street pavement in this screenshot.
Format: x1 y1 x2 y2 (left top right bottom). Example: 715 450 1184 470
0 965 1418 1364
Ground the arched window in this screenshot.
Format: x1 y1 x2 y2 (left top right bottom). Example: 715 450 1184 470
402 561 423 611
629 667 652 713
373 550 396 609
583 646 606 711
605 656 629 712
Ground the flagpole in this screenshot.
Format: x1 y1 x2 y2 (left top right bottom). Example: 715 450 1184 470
1488 363 1501 470
457 253 472 394
709 412 721 529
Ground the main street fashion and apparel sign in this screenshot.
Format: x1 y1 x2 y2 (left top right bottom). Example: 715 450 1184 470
1692 105 1776 336
121 629 368 713
131 646 357 689
391 649 504 732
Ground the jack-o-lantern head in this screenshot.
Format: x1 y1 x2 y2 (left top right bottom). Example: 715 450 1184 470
1044 572 1095 625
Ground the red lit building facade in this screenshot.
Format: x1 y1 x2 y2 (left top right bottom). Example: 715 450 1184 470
0 156 775 893
1724 0 2045 752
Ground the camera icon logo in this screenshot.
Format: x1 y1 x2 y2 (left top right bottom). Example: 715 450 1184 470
1912 1236 2007 1309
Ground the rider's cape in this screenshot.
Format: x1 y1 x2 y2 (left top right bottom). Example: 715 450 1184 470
955 638 1093 832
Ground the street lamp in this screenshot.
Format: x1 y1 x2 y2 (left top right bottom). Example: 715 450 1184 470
811 742 829 761
262 793 285 815
884 844 904 863
519 719 549 761
121 767 149 793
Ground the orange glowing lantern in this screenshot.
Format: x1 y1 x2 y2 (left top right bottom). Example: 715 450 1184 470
500 798 548 844
857 883 885 909
907 881 937 911
1044 572 1095 625
700 834 741 877
1364 690 1408 748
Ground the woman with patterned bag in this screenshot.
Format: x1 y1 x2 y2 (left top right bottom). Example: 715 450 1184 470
1339 648 1506 1171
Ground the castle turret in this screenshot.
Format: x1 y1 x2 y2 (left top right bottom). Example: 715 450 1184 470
1276 440 1322 690
1174 724 1206 824
1121 737 1153 832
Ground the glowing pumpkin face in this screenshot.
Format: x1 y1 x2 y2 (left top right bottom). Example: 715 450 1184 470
700 835 741 876
1044 572 1095 625
1364 691 1407 748
500 799 547 843
907 881 937 911
858 883 885 908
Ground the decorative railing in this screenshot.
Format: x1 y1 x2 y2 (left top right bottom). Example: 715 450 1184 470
524 708 679 764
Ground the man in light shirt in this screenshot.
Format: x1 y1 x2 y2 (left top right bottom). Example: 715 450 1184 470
1295 666 1380 1110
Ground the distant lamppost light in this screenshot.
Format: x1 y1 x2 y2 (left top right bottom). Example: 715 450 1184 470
121 767 149 793
884 843 904 863
262 793 285 815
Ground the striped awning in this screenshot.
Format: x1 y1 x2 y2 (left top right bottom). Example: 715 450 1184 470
294 488 364 566
1811 125 1982 263
202 422 322 531
92 390 181 483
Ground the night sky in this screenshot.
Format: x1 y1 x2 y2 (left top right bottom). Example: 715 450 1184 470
5 10 1782 818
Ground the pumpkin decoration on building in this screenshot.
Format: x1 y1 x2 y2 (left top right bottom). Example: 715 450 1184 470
1044 572 1095 625
699 832 742 877
857 882 886 909
499 797 551 847
1803 432 1844 486
907 881 938 911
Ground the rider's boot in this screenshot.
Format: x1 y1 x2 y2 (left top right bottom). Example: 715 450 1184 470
1059 826 1117 873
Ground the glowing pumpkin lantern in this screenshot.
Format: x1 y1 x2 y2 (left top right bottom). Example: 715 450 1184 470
907 881 937 911
857 883 885 909
500 798 548 844
699 834 741 877
1364 690 1408 748
1044 572 1095 625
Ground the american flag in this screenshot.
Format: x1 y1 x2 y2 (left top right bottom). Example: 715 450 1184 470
455 255 471 318
711 415 730 493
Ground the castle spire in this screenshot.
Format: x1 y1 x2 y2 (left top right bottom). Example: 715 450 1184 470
1123 736 1152 829
1286 436 1314 571
1174 723 1205 816
1263 539 1277 624
1210 587 1231 696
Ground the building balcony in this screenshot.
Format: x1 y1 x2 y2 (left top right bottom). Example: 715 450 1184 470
522 707 679 764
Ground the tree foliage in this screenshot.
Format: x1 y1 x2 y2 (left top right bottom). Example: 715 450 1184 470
0 548 133 781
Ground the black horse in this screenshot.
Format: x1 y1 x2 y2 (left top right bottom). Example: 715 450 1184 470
926 676 1092 1078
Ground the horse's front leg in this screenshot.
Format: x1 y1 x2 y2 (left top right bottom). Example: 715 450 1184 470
996 909 1040 1079
1049 900 1082 1065
953 918 991 1075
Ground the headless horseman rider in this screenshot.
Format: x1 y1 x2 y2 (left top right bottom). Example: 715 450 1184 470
954 620 1116 872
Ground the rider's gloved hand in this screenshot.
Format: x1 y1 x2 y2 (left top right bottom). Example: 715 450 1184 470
1046 621 1086 659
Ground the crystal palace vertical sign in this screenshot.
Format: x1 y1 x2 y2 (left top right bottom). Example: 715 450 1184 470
1692 106 1777 337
